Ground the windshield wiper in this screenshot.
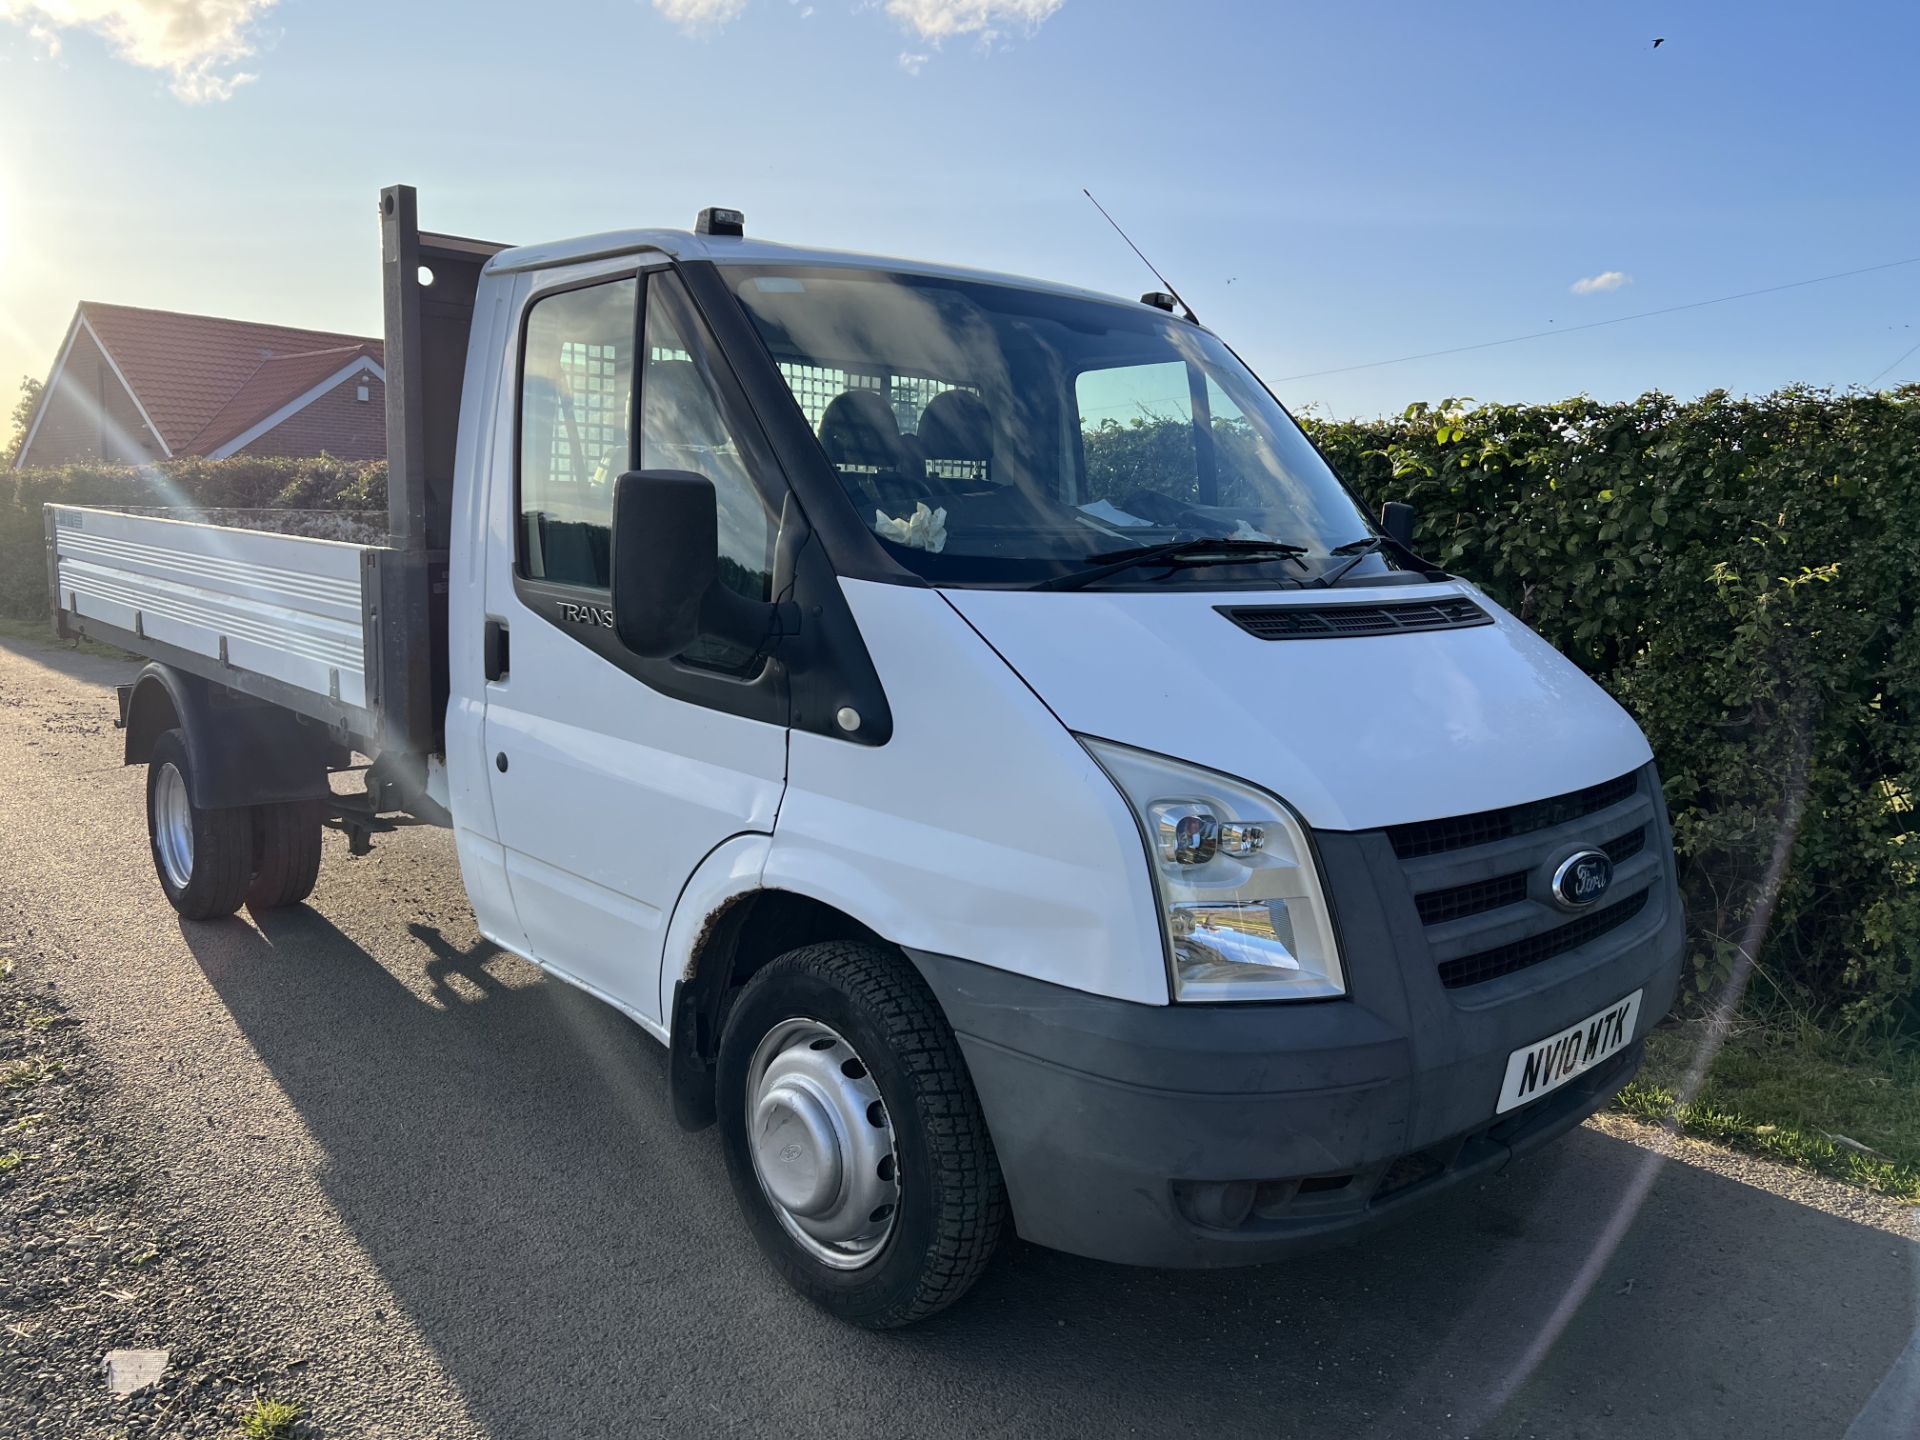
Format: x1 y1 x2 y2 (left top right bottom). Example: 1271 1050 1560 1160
1311 536 1386 588
1033 538 1310 592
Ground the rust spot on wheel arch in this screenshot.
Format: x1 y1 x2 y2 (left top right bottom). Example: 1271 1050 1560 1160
684 891 755 982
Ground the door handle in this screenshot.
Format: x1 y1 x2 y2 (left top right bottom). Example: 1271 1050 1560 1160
484 619 509 681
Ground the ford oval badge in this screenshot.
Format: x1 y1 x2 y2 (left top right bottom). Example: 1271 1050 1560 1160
1551 850 1613 910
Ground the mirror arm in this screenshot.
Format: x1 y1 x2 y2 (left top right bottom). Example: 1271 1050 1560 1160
699 584 803 661
1376 499 1444 576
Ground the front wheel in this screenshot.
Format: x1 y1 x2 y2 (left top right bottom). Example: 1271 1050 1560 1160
716 942 1006 1328
146 728 253 920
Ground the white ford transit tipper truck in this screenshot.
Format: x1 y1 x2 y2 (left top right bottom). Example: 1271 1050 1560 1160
45 187 1684 1327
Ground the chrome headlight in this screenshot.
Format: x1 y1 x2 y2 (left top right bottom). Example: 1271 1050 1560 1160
1082 737 1345 1003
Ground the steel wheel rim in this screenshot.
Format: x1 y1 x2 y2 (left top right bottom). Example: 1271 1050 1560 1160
745 1017 901 1271
153 762 194 890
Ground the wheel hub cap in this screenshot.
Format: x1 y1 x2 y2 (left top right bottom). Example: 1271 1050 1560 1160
753 1083 843 1217
154 762 194 889
746 1019 900 1270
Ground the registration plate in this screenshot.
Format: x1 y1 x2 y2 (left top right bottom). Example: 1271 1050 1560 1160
1495 989 1643 1115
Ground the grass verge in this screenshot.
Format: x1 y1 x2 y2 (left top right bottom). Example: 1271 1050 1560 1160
0 613 129 658
1616 1020 1920 1201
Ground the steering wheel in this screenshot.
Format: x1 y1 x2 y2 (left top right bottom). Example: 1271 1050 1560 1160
870 470 932 517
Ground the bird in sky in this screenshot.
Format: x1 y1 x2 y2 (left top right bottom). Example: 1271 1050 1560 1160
1653 37 1666 48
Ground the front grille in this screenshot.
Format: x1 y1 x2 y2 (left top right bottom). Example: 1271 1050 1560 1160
1389 772 1639 859
1437 891 1649 989
1363 764 1668 993
1413 824 1649 928
1604 826 1646 864
1416 873 1528 926
1218 595 1491 642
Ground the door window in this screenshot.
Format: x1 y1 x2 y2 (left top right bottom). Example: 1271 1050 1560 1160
639 272 776 611
516 268 780 676
518 276 637 588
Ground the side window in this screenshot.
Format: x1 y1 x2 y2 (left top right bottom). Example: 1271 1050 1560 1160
518 276 637 587
1076 360 1200 510
639 272 775 610
1204 376 1262 507
639 272 777 673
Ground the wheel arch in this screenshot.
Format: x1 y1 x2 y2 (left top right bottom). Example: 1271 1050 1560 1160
120 662 340 809
663 841 895 1132
122 665 188 768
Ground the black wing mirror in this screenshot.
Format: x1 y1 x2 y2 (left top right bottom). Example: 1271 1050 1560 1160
609 470 794 661
610 470 718 659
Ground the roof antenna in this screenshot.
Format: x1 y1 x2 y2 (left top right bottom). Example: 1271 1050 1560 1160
1082 188 1199 324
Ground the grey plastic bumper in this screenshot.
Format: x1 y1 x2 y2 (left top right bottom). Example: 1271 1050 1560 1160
904 827 1686 1269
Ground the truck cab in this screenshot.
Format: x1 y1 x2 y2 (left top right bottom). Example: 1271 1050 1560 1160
52 188 1684 1328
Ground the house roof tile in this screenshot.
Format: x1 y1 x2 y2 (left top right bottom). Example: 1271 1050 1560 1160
180 343 383 455
78 303 382 455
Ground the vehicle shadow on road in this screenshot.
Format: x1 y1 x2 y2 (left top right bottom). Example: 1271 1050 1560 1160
178 905 1918 1440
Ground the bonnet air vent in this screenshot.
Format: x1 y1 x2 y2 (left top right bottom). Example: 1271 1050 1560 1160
1217 596 1493 642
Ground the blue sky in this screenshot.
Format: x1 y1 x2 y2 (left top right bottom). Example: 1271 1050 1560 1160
1 0 1915 420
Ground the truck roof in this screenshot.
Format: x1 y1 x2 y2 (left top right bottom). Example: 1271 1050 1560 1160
486 229 1135 310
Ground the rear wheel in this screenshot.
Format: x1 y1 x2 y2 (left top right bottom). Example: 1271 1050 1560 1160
716 941 1006 1328
248 799 325 910
145 729 252 920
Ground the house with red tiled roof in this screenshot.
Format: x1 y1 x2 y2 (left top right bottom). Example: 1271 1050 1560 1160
12 302 385 469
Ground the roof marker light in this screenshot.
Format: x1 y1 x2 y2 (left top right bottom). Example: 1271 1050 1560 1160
697 207 746 238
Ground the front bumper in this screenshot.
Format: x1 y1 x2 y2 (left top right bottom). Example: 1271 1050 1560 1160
903 781 1686 1269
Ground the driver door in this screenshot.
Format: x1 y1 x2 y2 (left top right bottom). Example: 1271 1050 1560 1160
480 264 787 1027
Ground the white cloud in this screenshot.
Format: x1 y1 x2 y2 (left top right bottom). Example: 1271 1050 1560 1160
1570 270 1632 296
884 0 1063 42
649 0 1064 43
897 50 928 73
0 0 275 100
652 0 747 31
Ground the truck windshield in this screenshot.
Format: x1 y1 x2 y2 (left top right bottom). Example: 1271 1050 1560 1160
728 265 1389 588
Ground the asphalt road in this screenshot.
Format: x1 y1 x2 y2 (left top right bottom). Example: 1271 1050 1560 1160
2 633 1916 1439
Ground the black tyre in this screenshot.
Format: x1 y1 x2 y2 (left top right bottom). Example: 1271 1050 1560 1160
145 728 252 920
248 799 325 910
716 941 1006 1328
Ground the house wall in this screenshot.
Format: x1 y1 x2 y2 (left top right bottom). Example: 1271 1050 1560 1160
238 369 386 461
19 327 165 467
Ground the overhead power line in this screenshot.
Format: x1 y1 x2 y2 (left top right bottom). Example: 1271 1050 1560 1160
1273 256 1920 383
1864 337 1920 389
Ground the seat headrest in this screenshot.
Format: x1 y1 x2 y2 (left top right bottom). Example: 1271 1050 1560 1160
917 390 993 463
819 389 913 470
642 360 730 449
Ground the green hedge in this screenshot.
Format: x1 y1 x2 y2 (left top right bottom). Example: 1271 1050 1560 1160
0 457 385 621
5 390 1917 1030
1302 387 1920 1032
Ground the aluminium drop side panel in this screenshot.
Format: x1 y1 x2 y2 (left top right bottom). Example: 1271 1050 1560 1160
45 504 381 734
